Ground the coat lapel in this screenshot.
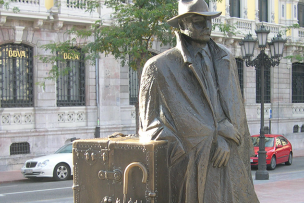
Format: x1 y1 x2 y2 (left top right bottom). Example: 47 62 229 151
176 32 216 118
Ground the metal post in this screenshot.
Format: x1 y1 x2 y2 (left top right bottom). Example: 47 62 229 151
269 119 271 134
95 27 100 138
255 55 269 180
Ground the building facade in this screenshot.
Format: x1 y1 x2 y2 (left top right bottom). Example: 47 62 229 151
207 0 304 136
0 0 136 171
1 0 304 171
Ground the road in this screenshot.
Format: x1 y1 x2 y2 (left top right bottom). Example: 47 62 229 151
0 157 303 203
251 156 304 178
0 178 73 203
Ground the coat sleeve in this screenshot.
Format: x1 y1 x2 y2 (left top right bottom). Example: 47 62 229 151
139 60 185 166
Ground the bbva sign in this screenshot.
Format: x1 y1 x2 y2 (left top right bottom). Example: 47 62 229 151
8 50 26 58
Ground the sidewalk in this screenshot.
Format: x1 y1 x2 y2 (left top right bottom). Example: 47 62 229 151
0 170 26 184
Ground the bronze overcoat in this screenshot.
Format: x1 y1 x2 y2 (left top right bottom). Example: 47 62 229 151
139 33 259 203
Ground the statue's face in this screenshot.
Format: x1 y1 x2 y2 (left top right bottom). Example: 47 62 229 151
179 14 212 44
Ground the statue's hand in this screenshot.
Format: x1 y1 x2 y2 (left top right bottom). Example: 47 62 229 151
211 136 230 168
218 119 241 146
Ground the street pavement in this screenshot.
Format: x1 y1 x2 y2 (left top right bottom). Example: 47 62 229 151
1 148 304 203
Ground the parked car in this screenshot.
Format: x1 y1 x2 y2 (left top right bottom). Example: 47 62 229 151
250 134 293 170
21 142 73 180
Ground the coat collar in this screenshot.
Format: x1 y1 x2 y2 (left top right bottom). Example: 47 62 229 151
175 31 228 65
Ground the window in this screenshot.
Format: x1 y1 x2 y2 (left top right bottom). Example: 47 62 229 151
230 0 241 18
56 49 85 106
256 66 271 103
282 5 285 18
0 44 34 108
129 52 157 105
293 125 299 133
279 137 288 146
10 142 30 155
298 3 304 27
301 124 304 132
259 0 268 22
129 67 139 105
292 63 304 103
236 58 244 96
275 137 282 147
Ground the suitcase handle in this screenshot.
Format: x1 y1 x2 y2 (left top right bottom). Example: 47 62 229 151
123 162 148 203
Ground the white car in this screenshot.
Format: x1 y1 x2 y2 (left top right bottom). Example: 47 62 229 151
21 143 73 181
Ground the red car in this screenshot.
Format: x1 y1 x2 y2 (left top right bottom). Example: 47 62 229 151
250 134 293 170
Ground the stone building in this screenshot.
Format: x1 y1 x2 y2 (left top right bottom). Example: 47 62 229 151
1 0 304 171
208 0 304 136
0 0 136 171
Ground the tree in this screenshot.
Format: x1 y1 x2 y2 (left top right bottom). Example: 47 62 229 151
38 0 223 133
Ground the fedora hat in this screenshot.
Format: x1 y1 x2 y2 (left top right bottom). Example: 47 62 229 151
167 0 222 28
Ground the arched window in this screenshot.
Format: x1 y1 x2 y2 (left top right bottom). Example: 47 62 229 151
301 125 304 132
256 65 271 103
0 44 34 108
10 142 30 155
230 0 241 18
56 48 85 106
293 125 299 133
292 63 304 103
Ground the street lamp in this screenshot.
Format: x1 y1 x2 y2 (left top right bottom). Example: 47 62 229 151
239 24 287 180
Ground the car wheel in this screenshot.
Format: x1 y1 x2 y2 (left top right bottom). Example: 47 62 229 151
53 163 70 181
268 156 276 170
285 152 292 165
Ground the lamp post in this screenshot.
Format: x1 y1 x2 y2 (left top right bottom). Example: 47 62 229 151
239 25 287 180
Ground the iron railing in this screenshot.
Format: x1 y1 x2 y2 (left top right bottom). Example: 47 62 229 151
236 58 244 96
10 142 30 155
0 44 34 108
129 67 138 105
56 49 85 106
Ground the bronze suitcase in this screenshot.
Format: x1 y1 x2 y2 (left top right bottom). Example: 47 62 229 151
72 137 169 203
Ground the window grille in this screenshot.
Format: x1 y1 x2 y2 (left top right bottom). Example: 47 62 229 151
10 142 30 155
129 67 139 105
292 63 304 103
259 0 268 22
229 0 241 18
129 52 157 105
56 49 85 106
256 65 271 103
0 44 34 108
236 58 244 96
293 125 299 133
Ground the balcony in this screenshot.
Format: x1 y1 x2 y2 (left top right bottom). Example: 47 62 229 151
211 16 303 46
0 0 112 26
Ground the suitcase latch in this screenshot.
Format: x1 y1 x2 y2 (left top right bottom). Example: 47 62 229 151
98 169 122 182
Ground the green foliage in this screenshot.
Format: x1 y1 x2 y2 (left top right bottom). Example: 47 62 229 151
280 23 300 36
0 0 20 13
37 39 87 87
39 0 224 82
12 6 19 13
212 23 241 37
285 54 304 63
39 0 178 81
